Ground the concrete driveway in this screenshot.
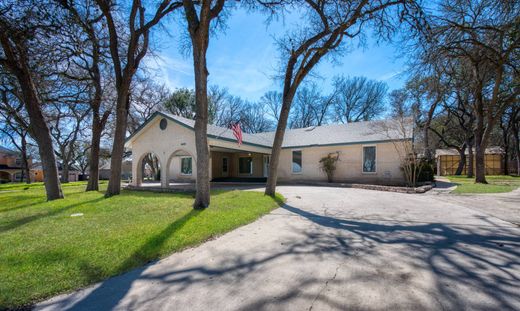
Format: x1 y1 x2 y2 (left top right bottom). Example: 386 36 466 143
37 186 520 311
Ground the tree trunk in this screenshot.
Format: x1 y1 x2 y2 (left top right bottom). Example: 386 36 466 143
0 34 63 199
513 119 520 175
467 139 474 178
455 144 466 176
106 92 130 197
61 160 70 183
21 134 31 184
503 144 509 175
192 38 211 209
86 118 102 191
265 92 296 196
473 87 487 183
423 102 438 162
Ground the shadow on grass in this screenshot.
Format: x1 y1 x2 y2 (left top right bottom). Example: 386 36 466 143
36 201 520 311
61 209 202 311
0 197 105 234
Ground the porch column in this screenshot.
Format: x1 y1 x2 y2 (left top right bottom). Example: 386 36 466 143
133 155 142 187
160 156 168 188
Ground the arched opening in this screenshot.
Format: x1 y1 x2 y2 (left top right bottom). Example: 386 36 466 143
138 152 162 185
165 149 196 186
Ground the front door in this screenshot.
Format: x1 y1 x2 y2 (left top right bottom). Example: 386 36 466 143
222 157 229 177
263 155 270 177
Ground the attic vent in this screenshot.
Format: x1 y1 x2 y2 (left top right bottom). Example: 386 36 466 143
159 118 167 130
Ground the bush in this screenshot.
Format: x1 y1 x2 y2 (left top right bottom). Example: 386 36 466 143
319 153 340 182
418 161 435 182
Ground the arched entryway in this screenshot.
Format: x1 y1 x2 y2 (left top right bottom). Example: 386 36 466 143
135 152 162 187
165 149 196 186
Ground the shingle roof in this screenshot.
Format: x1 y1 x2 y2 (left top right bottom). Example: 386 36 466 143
129 112 413 149
165 114 274 148
0 145 18 155
253 119 412 148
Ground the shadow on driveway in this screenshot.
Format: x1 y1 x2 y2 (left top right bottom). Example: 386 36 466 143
37 202 520 311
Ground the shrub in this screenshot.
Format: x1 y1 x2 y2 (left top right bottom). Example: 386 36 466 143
319 153 340 182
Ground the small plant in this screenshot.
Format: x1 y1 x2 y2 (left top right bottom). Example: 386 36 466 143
319 153 340 182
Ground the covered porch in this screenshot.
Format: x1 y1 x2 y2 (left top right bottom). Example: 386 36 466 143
131 139 271 190
210 145 270 182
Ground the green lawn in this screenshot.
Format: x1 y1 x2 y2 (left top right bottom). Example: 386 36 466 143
446 175 520 194
0 182 283 309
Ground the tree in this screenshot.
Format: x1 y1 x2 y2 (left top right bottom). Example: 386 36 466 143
0 0 64 199
181 0 226 208
128 79 171 132
163 87 196 119
264 0 424 196
423 0 520 183
332 76 387 123
289 83 335 128
48 102 90 183
511 105 520 175
239 101 274 133
383 95 420 187
57 0 115 191
98 0 182 196
261 90 282 122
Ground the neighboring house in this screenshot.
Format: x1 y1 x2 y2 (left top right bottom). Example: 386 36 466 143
31 162 82 182
0 146 32 183
125 112 413 187
435 147 503 176
99 159 133 180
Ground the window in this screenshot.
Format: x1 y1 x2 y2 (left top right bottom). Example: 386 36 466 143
239 157 252 174
292 150 302 173
363 146 376 173
181 157 192 175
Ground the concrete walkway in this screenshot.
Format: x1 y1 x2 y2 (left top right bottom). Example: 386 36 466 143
36 186 520 311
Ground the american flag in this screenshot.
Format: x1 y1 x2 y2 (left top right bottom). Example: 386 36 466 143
230 122 242 146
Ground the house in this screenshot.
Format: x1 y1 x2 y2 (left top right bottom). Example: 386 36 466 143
435 147 503 176
30 162 82 182
99 159 133 180
125 112 413 187
0 146 32 183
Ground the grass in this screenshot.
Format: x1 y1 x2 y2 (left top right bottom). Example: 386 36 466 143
446 175 520 194
0 181 284 309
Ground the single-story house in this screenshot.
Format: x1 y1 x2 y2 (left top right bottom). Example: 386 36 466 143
125 112 413 187
30 162 82 182
435 147 503 176
99 159 133 180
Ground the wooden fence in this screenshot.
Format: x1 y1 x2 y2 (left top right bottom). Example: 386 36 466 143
437 154 502 176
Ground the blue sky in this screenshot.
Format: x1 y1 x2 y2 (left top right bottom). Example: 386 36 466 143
147 8 407 102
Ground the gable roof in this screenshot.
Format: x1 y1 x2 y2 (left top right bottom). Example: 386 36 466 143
126 111 413 149
0 145 18 155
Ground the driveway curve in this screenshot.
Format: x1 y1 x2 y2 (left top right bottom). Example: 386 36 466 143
37 186 520 311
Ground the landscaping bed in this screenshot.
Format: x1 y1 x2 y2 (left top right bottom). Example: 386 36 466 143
290 181 433 194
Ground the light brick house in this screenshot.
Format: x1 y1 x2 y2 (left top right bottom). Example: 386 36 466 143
125 112 412 187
